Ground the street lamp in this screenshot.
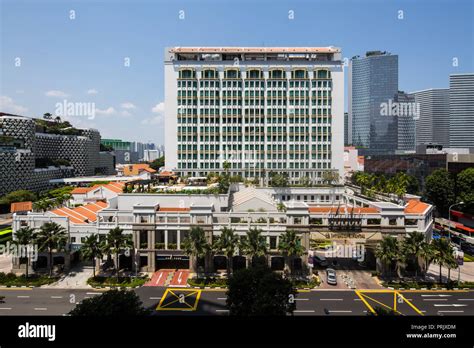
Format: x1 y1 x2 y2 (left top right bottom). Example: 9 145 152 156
448 202 464 240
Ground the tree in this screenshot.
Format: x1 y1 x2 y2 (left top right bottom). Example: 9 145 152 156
402 232 426 277
35 222 68 277
375 236 400 278
106 227 132 281
425 169 455 216
269 173 289 187
457 168 474 211
277 202 287 212
278 230 305 276
69 289 150 316
182 227 209 276
431 238 455 284
241 228 268 267
80 234 103 277
223 161 231 175
226 266 296 316
149 156 165 170
13 227 36 278
419 241 434 276
216 227 239 276
0 190 37 206
43 112 53 120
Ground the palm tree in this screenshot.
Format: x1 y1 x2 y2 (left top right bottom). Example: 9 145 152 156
431 238 453 284
35 222 68 277
223 161 231 175
419 241 434 277
402 232 426 278
106 227 132 281
278 230 305 276
13 227 36 278
375 236 399 278
182 227 209 276
241 228 268 267
216 227 239 276
80 234 102 277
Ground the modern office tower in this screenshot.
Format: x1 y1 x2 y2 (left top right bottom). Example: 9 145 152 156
349 51 399 155
410 88 450 147
144 149 159 162
101 138 138 164
449 74 474 148
395 91 416 152
344 112 350 146
164 47 344 184
0 113 111 195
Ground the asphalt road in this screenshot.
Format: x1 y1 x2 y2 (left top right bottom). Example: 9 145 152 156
1 287 473 316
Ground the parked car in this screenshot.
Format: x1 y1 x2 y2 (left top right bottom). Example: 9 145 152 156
314 254 329 267
326 268 337 285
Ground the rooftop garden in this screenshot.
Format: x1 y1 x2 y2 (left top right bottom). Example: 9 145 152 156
35 114 83 136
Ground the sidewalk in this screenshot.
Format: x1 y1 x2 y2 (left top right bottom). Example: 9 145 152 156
41 264 94 289
426 261 474 283
0 254 12 273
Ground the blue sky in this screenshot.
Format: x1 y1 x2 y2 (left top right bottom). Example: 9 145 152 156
1 0 473 145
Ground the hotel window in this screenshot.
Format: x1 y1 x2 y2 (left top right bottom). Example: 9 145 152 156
269 69 285 79
292 69 307 79
247 69 262 79
202 69 216 79
179 69 195 79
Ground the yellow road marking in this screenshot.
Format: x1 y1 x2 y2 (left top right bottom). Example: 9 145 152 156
396 291 424 316
356 289 425 316
0 287 33 291
156 288 201 311
359 292 404 315
355 290 376 314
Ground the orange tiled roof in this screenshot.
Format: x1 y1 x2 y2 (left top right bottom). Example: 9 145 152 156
71 187 93 194
159 171 176 176
158 207 190 212
11 201 33 213
404 200 430 215
89 182 125 194
309 206 379 214
50 201 109 224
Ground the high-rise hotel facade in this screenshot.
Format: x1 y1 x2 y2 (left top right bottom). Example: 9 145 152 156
164 47 344 184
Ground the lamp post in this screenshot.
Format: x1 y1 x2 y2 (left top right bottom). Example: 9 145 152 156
448 202 464 241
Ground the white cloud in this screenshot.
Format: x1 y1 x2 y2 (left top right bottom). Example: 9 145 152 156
95 107 116 115
45 90 69 98
120 102 136 109
86 89 98 95
151 102 164 114
0 95 28 114
120 110 132 117
142 102 165 125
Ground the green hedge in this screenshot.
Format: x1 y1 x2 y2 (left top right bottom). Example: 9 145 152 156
87 276 148 288
0 272 58 287
292 278 320 289
383 280 474 289
188 277 228 288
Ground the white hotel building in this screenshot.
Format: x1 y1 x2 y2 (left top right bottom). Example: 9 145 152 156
164 47 344 184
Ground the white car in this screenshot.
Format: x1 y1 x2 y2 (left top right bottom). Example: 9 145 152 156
326 268 337 285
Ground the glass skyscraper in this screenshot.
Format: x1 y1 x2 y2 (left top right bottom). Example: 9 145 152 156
349 51 399 155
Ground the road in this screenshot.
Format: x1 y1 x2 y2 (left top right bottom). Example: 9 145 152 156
1 287 473 316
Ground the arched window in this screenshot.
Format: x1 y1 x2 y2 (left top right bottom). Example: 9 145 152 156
269 69 286 79
224 69 240 79
315 69 331 79
247 69 263 79
202 69 217 79
179 69 195 79
291 69 308 79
